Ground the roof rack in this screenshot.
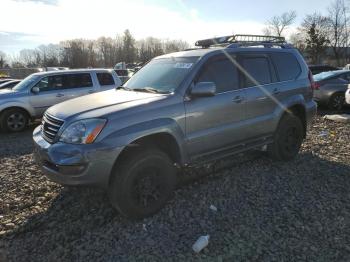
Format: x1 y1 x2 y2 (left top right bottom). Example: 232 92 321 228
195 34 291 49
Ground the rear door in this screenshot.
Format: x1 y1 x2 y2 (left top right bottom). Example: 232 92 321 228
238 53 279 139
185 54 247 158
57 73 95 101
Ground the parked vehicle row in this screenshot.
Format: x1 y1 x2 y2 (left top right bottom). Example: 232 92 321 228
0 69 121 132
32 34 317 219
0 79 22 89
312 70 348 110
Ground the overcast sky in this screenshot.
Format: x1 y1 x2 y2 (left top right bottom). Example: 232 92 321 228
0 0 332 55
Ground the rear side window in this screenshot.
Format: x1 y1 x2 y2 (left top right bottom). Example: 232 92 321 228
241 57 272 87
271 53 301 81
65 73 93 88
97 73 115 86
197 58 239 93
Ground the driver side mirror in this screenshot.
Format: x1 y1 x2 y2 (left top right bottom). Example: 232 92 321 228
190 82 216 97
32 87 40 94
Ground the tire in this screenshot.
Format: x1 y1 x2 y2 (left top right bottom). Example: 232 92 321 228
328 92 345 111
108 147 177 219
268 113 304 161
0 108 28 132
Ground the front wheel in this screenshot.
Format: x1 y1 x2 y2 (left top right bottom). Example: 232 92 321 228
268 114 304 161
108 148 177 219
0 108 28 132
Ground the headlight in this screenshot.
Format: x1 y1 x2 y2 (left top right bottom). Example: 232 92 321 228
59 119 106 144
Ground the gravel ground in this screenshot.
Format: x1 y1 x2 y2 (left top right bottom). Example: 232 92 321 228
1 111 350 262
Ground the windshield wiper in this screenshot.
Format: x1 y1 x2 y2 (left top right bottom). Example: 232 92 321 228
116 86 132 91
132 87 169 94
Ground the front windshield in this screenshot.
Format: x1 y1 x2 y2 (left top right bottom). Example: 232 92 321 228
313 71 340 81
12 75 40 92
124 56 199 93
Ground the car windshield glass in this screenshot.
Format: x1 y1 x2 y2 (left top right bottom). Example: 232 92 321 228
124 56 199 93
12 75 40 91
314 71 342 81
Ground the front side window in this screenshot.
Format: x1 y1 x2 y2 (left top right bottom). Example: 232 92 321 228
34 76 63 92
196 57 239 93
124 56 199 93
97 73 115 86
241 57 272 87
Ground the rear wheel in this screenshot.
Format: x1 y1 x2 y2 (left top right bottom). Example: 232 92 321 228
268 113 304 161
108 147 177 219
328 92 345 111
0 108 28 132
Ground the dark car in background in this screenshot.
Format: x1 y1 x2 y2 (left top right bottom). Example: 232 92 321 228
0 79 22 89
313 70 349 110
309 65 339 75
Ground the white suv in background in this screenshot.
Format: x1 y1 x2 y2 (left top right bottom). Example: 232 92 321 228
0 69 122 132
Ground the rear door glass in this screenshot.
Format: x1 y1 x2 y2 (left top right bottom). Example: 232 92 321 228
240 56 272 87
271 52 301 81
64 73 93 89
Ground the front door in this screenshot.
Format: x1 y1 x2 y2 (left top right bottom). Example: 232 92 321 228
184 54 246 158
29 75 66 117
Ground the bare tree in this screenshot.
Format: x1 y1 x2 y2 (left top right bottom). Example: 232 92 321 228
265 11 297 37
19 49 38 67
0 51 7 68
327 0 349 65
299 13 330 64
3 30 190 68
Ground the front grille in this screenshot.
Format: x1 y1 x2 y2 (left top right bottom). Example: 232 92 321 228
41 113 64 143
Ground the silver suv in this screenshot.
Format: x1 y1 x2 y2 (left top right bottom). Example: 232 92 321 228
0 69 122 132
33 35 317 219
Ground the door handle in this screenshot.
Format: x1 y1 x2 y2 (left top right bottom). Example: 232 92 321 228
56 93 64 97
232 96 244 103
273 88 280 95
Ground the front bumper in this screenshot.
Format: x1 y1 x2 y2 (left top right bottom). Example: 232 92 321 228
33 126 123 188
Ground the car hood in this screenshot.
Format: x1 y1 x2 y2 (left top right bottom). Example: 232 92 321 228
0 88 19 99
47 89 167 120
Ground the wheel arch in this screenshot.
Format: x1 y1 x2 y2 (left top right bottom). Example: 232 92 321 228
274 103 306 139
109 131 183 186
0 106 31 119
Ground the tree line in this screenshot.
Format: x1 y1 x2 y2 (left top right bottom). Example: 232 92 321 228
1 0 350 69
0 30 189 69
264 0 350 66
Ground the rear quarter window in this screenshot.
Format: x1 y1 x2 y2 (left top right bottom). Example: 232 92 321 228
271 52 301 81
97 73 115 86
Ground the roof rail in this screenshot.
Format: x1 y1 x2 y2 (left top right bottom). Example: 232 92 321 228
195 34 291 49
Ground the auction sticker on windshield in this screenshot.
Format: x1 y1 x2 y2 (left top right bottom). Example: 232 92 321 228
174 63 193 69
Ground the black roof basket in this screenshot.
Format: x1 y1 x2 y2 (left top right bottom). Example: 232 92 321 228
195 34 287 48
